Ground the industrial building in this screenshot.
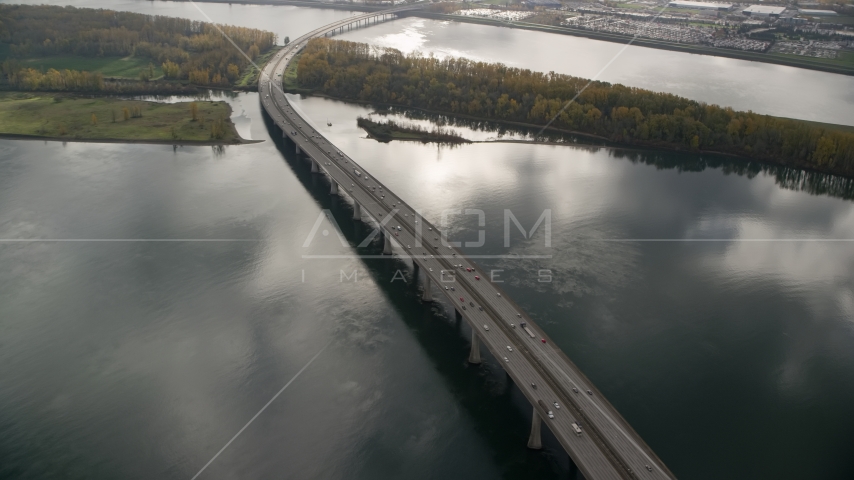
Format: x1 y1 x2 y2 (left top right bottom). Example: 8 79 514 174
742 5 787 17
668 1 733 10
799 8 838 16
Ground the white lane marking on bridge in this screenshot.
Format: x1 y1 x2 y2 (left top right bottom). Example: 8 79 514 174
534 349 661 471
357 209 400 247
190 342 331 480
265 11 671 477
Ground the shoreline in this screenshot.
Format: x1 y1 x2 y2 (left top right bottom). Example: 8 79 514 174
357 116 471 144
286 89 854 179
415 13 854 77
168 0 381 12
176 0 854 77
0 92 256 146
289 90 614 142
0 132 263 146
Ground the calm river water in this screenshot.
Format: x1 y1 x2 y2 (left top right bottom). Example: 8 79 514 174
1 2 854 480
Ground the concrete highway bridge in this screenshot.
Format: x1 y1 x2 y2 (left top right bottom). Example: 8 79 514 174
258 7 676 479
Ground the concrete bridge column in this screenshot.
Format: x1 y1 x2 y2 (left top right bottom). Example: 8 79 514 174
527 408 543 450
295 144 301 155
311 158 319 173
383 231 393 255
330 181 339 195
352 203 361 220
468 330 482 364
421 276 432 302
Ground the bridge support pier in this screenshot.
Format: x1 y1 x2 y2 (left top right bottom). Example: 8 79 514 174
527 408 543 450
468 330 482 364
421 276 432 302
352 203 361 220
383 231 393 255
295 144 301 155
311 158 319 173
330 181 339 195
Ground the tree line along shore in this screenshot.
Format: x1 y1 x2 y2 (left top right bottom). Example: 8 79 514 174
0 4 277 93
0 5 283 143
294 38 854 178
167 0 854 77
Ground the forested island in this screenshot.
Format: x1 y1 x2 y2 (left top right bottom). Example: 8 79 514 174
357 116 470 144
0 4 276 93
0 5 280 143
296 38 854 178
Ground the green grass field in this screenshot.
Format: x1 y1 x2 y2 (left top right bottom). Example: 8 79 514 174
617 3 651 10
235 46 283 88
818 15 854 25
766 50 854 70
16 55 162 79
282 53 302 91
0 92 241 143
836 50 854 68
662 6 714 15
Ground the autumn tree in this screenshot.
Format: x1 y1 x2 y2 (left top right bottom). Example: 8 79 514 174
0 5 277 89
295 38 854 178
226 64 240 82
248 44 260 60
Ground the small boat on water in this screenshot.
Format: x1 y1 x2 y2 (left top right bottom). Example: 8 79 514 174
327 119 332 126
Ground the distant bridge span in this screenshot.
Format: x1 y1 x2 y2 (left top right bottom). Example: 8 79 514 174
258 7 676 479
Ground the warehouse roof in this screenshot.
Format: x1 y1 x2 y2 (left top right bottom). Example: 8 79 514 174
742 5 787 15
669 1 733 9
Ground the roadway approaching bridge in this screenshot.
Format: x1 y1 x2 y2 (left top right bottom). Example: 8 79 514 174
258 8 676 479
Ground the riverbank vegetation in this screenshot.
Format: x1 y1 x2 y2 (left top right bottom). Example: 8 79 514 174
297 38 854 178
0 92 242 143
357 116 470 144
0 4 276 93
282 52 305 92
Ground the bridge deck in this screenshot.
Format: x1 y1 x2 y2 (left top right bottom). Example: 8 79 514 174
259 9 675 479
